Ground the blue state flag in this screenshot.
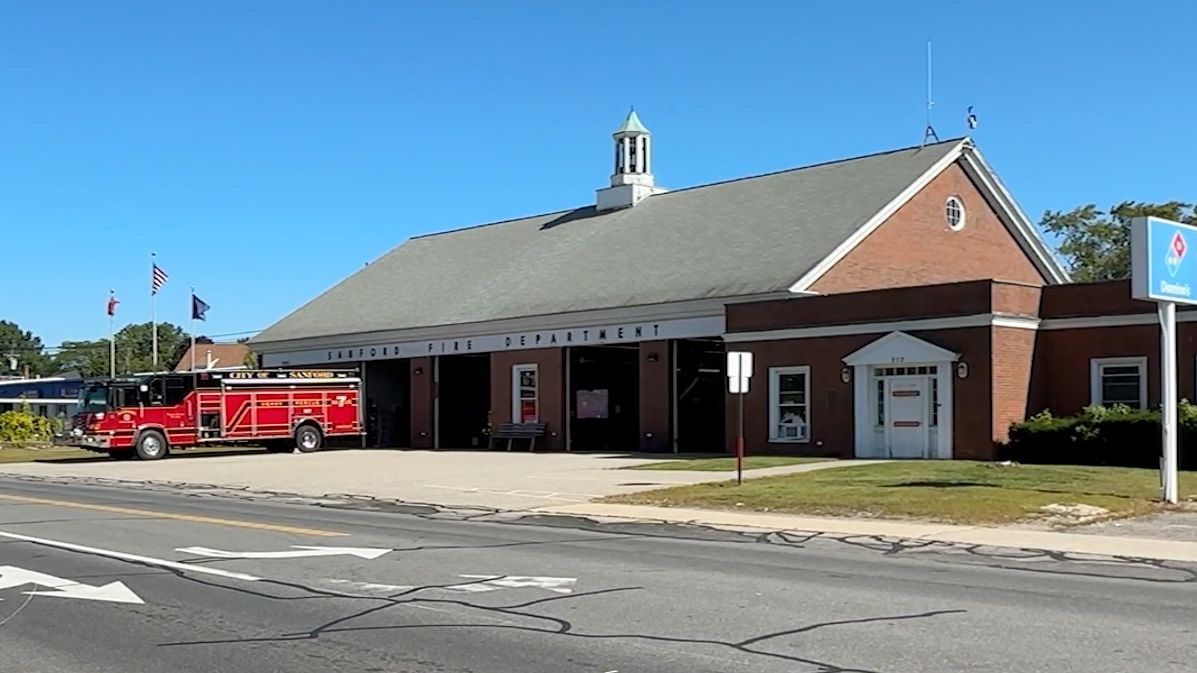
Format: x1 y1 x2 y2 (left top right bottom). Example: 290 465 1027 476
191 294 210 321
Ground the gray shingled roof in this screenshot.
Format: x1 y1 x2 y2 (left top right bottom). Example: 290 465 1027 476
254 138 964 345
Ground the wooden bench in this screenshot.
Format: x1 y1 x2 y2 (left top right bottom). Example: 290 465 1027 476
487 423 548 452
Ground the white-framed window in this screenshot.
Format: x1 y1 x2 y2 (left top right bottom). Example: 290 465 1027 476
945 195 966 231
768 366 810 442
1089 357 1147 409
512 364 539 423
875 378 885 427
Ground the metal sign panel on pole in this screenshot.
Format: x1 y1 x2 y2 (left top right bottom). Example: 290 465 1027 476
1130 216 1196 504
726 352 753 485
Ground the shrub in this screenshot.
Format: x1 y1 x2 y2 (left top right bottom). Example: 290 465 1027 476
1004 402 1195 470
0 409 59 443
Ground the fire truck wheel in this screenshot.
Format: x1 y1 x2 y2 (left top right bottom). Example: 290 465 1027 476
135 430 169 461
294 424 323 453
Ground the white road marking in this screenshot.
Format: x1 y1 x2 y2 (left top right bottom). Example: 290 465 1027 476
322 579 416 593
321 574 580 596
0 565 144 604
451 575 576 594
0 529 260 582
423 484 600 500
176 545 391 560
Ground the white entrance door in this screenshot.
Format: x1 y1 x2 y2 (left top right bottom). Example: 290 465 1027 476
886 377 928 458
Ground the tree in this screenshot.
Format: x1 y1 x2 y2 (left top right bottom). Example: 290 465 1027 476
0 320 53 377
110 322 189 374
49 322 190 377
51 340 111 378
1041 201 1197 282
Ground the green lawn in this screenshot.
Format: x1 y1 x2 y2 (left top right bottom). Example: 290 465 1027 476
0 445 97 464
606 461 1197 525
0 443 270 464
627 456 832 471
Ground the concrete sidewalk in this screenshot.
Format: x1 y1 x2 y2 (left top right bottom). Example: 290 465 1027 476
538 502 1197 563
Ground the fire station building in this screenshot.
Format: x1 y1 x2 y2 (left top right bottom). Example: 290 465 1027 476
252 112 1177 460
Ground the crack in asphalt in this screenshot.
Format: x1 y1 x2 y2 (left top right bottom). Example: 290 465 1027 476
3 473 1195 671
3 473 1196 588
152 569 953 673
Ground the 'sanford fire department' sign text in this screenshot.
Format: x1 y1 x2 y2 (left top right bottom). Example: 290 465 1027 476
261 316 724 367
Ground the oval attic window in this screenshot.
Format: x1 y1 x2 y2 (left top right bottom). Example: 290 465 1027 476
945 196 965 231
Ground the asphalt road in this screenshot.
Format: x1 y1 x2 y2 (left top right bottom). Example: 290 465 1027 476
0 475 1194 673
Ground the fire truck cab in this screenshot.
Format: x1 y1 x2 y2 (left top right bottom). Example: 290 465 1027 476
57 369 363 460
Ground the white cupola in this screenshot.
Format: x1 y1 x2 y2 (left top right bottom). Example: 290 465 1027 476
596 108 666 211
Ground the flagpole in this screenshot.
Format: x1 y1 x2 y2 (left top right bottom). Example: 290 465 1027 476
109 290 116 379
151 252 159 371
190 288 197 372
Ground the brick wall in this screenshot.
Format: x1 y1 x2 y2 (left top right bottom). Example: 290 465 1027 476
490 349 566 451
409 356 435 449
728 279 1042 334
1028 324 1197 417
725 327 994 459
639 341 671 452
810 162 1046 293
990 326 1036 444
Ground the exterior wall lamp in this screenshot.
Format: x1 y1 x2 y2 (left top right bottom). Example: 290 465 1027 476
840 367 851 383
956 362 968 379
413 366 424 375
646 353 660 363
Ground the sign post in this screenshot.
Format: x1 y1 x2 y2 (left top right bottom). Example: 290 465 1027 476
727 351 753 485
1131 216 1195 504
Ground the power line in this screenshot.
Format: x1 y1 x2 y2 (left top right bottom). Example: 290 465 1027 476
2 329 263 356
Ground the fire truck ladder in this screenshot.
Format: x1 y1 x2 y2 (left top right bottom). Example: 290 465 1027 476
197 392 223 440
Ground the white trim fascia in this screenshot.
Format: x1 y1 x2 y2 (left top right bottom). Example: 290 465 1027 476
0 377 70 386
1039 312 1197 330
253 292 788 354
959 148 1071 284
843 331 960 366
787 139 969 293
724 312 1038 343
1089 356 1148 409
992 315 1042 330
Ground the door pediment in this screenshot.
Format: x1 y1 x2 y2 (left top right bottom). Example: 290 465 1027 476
843 331 959 367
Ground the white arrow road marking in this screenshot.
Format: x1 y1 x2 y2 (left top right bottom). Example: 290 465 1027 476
450 575 577 594
0 566 143 604
175 545 392 560
0 530 260 582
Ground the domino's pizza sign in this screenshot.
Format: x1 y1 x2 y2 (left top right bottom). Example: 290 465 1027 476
1132 216 1197 305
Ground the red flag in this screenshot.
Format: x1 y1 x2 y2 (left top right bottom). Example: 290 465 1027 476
107 294 119 316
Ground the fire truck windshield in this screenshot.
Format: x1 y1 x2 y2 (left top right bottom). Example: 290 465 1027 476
78 386 110 413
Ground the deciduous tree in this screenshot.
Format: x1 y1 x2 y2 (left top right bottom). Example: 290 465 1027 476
1041 201 1197 281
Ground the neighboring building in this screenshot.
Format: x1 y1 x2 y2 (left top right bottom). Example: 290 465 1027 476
173 343 252 372
0 374 83 420
251 110 1104 459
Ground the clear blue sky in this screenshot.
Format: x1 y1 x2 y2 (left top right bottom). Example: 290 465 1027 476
3 1 1194 349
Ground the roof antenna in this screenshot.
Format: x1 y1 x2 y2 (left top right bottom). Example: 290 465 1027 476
921 40 939 147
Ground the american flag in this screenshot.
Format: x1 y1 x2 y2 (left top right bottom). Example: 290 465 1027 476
151 263 168 295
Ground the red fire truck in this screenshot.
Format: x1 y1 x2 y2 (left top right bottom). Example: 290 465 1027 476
55 369 363 460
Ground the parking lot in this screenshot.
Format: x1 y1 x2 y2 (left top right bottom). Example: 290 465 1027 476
0 449 845 511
